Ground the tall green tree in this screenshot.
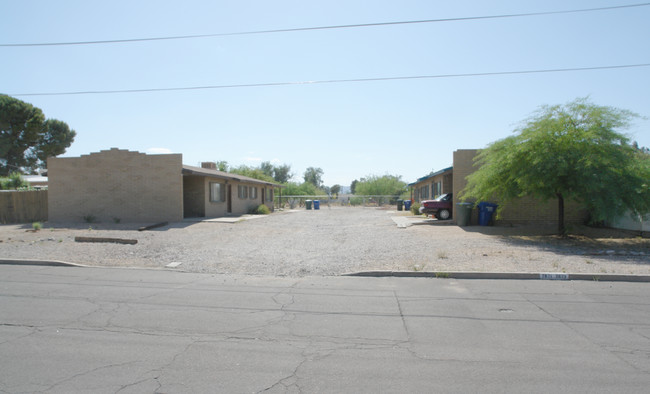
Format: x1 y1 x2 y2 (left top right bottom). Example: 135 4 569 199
214 160 229 172
273 163 293 184
230 164 275 183
350 179 359 194
354 175 406 197
461 98 650 235
303 167 324 188
260 161 274 178
330 184 341 197
0 95 76 175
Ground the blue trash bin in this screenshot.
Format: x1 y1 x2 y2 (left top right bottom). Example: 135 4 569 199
313 200 320 210
477 202 498 226
404 200 412 211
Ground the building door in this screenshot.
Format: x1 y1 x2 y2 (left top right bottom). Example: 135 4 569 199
261 188 266 205
227 184 232 213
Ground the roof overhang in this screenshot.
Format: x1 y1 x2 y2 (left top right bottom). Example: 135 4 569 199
408 166 453 186
182 165 284 188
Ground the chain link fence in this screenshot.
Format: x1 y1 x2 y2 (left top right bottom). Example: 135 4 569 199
275 194 404 209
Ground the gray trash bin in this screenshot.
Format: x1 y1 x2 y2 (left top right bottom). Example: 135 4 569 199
305 200 312 210
456 202 473 226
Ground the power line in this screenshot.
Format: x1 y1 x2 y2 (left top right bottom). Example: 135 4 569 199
10 63 650 97
2 3 649 47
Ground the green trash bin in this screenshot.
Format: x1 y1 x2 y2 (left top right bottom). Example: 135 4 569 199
397 199 404 211
305 200 313 210
456 202 473 226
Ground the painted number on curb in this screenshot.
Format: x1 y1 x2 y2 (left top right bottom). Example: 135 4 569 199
540 273 569 280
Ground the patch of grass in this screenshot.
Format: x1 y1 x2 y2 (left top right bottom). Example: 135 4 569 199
32 222 42 231
435 272 450 278
585 260 593 264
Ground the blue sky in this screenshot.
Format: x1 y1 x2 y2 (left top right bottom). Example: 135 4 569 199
2 0 649 187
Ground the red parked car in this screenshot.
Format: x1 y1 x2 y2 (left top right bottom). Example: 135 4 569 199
419 193 453 220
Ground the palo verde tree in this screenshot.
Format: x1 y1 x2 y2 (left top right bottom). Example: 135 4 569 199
0 95 76 175
461 97 650 235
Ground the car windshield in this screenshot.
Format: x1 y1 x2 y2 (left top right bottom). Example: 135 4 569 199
435 193 451 201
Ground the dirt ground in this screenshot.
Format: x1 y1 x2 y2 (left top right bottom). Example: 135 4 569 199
0 207 648 276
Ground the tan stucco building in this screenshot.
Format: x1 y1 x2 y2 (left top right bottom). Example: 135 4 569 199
48 148 280 223
408 166 453 202
408 149 589 226
452 149 589 226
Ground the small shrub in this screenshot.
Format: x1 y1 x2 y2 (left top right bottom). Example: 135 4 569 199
113 217 121 224
32 222 42 231
249 204 271 215
411 202 421 215
83 214 97 223
1 172 30 190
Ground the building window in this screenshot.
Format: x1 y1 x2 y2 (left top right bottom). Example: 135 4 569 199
267 188 273 201
433 182 441 197
238 185 248 199
249 186 257 199
210 182 225 202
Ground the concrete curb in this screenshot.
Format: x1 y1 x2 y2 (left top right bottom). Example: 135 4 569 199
2 259 649 282
0 258 87 268
344 270 650 282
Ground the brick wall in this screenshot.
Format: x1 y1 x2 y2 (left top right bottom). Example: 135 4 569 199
410 171 453 202
48 148 183 223
452 149 589 225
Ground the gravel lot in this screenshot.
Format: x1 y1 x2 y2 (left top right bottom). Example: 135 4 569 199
1 207 648 276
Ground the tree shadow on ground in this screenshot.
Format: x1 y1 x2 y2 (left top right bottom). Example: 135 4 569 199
461 224 649 259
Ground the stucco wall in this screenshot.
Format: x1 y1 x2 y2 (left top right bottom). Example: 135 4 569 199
197 178 275 218
452 149 589 225
48 148 183 223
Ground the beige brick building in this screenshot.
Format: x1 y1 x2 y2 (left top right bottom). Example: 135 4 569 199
408 166 453 202
452 149 589 225
48 149 280 223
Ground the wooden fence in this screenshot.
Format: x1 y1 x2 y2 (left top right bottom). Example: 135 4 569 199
0 190 48 224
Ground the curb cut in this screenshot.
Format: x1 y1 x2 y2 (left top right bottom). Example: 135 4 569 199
0 258 87 268
344 271 650 283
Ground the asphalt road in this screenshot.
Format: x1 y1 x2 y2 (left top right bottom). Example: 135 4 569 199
1 265 650 393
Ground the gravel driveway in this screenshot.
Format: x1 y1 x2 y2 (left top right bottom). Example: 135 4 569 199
1 207 648 276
